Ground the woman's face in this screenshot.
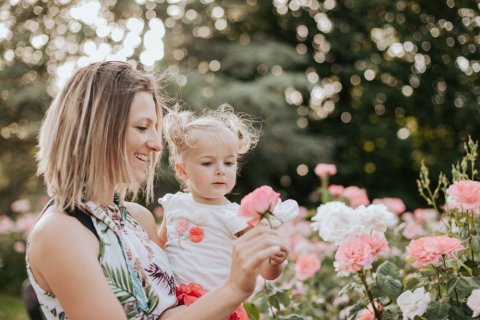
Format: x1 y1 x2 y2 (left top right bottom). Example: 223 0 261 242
125 91 162 182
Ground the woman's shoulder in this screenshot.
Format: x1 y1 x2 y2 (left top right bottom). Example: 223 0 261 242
124 201 161 245
28 206 100 291
29 206 96 245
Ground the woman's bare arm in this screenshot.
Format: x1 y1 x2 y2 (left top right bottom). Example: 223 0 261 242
159 227 286 320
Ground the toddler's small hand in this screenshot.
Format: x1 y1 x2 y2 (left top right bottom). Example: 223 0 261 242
268 247 288 265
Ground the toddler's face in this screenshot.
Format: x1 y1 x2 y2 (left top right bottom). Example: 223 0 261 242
177 130 238 205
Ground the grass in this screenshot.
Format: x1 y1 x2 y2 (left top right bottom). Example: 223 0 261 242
0 293 28 320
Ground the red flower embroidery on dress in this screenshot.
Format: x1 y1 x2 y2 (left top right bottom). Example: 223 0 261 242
189 226 204 243
176 283 207 306
176 283 248 320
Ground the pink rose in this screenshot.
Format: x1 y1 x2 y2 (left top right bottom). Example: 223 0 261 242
342 186 370 208
372 198 406 215
0 216 15 235
334 237 376 275
295 254 321 280
446 180 480 214
406 237 440 269
424 235 463 259
413 208 437 224
406 236 463 269
356 234 389 256
357 309 375 320
239 186 280 224
328 184 345 197
10 199 31 213
402 220 425 240
314 163 337 178
357 303 383 320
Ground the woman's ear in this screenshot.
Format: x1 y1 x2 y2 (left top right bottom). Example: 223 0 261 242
175 163 188 181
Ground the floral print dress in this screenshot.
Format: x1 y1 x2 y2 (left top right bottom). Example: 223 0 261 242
26 198 177 320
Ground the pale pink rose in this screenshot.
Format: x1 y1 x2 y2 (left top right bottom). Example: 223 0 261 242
402 220 425 240
372 198 406 215
16 213 38 236
406 236 463 269
406 237 440 269
356 234 389 256
13 241 26 253
295 254 321 280
314 163 337 177
424 235 463 259
342 186 370 208
357 302 383 320
298 206 308 218
413 208 437 224
10 199 31 213
328 184 345 197
0 216 15 235
175 218 189 234
239 185 280 224
446 180 480 214
357 309 375 320
334 237 375 275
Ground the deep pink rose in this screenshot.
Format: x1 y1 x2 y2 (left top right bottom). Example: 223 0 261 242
446 180 480 214
372 198 406 215
239 186 280 224
314 163 337 178
295 254 321 280
342 186 370 208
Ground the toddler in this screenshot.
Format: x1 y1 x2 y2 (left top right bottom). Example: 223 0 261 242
158 105 287 314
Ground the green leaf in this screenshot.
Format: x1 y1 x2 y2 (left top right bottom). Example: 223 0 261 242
470 235 480 256
425 301 450 320
268 295 280 310
376 261 403 299
449 304 473 320
274 290 291 308
244 302 260 320
376 261 402 281
447 276 472 300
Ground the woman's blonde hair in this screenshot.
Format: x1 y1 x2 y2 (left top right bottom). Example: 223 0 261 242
163 104 260 184
36 61 163 210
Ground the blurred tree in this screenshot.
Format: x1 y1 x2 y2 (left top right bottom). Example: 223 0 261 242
0 0 478 213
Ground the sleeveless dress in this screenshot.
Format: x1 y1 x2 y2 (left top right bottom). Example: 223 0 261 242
26 198 177 320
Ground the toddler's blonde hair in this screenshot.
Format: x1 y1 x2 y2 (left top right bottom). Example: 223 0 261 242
163 104 260 183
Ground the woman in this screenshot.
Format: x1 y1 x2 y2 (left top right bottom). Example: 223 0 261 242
27 61 287 320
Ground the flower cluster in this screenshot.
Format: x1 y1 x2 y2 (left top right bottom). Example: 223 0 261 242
245 140 480 320
238 185 299 227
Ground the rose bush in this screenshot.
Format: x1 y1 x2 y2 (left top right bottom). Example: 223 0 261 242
245 139 480 320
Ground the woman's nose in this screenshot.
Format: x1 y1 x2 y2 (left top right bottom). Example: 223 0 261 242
147 132 162 152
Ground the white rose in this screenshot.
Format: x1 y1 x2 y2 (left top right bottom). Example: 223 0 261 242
467 289 480 317
357 204 397 234
268 199 299 228
311 201 359 244
397 287 430 320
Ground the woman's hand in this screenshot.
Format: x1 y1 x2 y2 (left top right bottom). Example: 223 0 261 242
226 226 288 299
